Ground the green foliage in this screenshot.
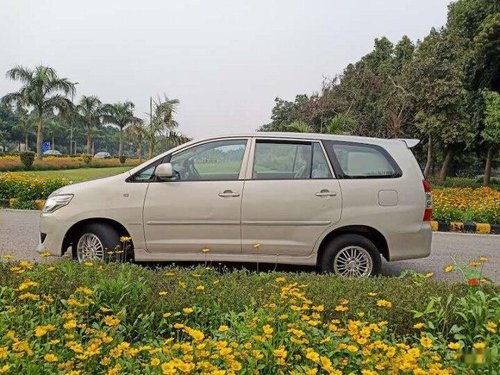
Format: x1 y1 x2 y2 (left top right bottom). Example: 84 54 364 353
482 91 500 145
19 151 35 169
119 155 127 164
0 173 69 200
287 121 312 133
81 153 92 164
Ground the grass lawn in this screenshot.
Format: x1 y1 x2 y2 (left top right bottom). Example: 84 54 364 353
6 166 133 182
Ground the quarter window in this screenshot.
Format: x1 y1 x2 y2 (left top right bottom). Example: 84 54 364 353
325 142 401 178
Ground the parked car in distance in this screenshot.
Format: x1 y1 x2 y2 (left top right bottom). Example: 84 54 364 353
43 150 62 156
94 152 111 159
38 133 432 277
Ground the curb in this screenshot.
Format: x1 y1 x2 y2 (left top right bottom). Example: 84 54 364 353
431 221 500 235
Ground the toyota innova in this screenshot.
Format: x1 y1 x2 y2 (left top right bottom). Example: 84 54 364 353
37 133 433 276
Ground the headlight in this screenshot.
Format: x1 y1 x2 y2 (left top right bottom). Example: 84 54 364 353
43 194 74 213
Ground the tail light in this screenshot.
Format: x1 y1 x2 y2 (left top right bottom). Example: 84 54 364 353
422 180 432 221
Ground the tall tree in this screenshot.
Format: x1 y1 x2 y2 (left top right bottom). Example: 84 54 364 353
2 65 75 160
482 91 500 186
77 96 103 154
102 101 142 158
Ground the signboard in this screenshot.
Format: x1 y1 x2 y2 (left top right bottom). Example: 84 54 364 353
42 141 51 152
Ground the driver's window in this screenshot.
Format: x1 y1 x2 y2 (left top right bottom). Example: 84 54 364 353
170 139 247 181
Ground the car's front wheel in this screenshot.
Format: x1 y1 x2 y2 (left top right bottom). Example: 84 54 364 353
320 234 381 277
73 223 120 263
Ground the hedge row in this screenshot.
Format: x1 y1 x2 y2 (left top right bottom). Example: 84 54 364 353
0 260 498 373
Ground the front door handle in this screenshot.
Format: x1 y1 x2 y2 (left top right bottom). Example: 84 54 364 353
315 189 337 197
218 190 240 198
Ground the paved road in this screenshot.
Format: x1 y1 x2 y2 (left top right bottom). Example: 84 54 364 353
0 209 498 282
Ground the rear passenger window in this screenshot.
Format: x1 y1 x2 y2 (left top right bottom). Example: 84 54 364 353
325 142 401 178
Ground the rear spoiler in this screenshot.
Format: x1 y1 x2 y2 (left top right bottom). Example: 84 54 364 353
397 139 420 148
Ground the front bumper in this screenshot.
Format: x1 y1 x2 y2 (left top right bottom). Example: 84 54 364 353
36 212 69 256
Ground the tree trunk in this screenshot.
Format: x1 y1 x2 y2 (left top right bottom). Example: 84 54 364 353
36 115 43 160
119 127 123 158
52 136 55 151
138 145 143 162
423 132 433 178
25 134 28 150
439 147 454 181
86 127 92 154
483 146 496 186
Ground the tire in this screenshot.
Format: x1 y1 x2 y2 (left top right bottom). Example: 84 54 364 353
320 234 381 277
72 223 122 263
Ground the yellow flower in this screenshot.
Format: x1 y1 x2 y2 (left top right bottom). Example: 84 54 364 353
448 342 461 350
64 320 77 330
335 305 348 312
469 261 481 267
218 325 229 332
0 365 10 374
201 248 210 253
196 285 205 291
182 307 194 314
263 324 273 337
473 342 486 350
367 292 378 297
162 312 172 319
413 322 425 329
76 287 94 295
150 357 160 366
158 291 168 296
35 324 55 337
119 236 131 242
425 272 434 278
103 316 120 327
252 243 261 249
275 276 286 283
44 353 59 362
479 256 488 262
486 321 497 333
40 251 52 257
376 299 392 308
444 265 453 273
420 336 433 348
0 347 7 360
84 262 93 267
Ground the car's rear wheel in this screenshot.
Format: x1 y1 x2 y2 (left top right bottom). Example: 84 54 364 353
73 223 121 263
320 234 381 277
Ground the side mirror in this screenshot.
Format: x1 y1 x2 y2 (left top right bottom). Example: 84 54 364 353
155 163 173 180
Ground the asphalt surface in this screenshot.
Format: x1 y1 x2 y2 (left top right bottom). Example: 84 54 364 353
0 209 498 282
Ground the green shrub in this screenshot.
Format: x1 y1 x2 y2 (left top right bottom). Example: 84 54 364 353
119 155 127 164
0 173 69 200
0 260 498 373
81 153 92 164
19 151 35 169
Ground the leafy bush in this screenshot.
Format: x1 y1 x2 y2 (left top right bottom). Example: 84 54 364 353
19 151 35 170
119 155 127 164
432 187 500 224
81 153 92 165
0 173 69 201
0 260 497 374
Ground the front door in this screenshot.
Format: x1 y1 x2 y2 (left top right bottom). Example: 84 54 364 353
143 138 249 255
241 139 342 257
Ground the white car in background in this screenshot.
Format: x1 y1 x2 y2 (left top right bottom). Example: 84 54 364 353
37 133 432 277
43 150 62 156
94 152 112 159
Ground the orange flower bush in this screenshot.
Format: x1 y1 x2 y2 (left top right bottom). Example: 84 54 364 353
433 187 500 224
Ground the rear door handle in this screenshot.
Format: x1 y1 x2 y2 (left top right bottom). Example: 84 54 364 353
218 190 240 198
315 189 337 197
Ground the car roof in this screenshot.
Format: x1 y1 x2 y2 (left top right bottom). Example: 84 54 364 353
200 132 412 147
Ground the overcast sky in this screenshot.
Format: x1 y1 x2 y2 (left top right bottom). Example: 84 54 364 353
0 0 451 138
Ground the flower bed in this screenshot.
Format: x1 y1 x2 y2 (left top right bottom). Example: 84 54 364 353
0 156 140 172
0 259 498 374
432 187 500 224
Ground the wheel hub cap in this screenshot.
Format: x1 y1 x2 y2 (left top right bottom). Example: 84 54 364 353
333 246 373 277
77 233 105 262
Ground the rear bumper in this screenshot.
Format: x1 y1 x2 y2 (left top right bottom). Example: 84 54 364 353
387 222 433 261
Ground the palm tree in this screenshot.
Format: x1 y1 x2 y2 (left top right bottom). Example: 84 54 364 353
125 123 146 161
2 65 76 160
103 101 142 158
146 95 180 158
287 121 313 133
77 96 103 154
